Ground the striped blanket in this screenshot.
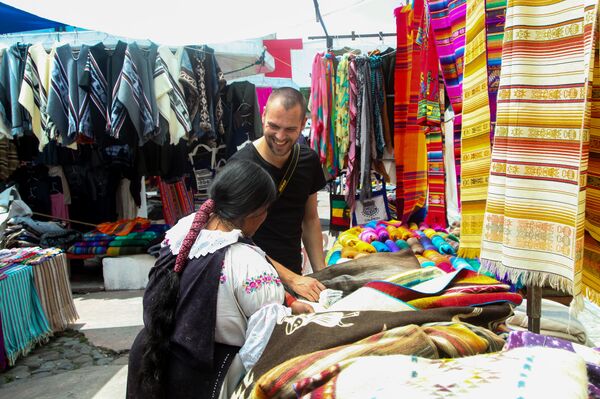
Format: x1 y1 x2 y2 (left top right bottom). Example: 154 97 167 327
0 265 52 365
480 0 599 308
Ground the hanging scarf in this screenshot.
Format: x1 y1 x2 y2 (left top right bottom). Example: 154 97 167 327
310 53 326 161
458 0 493 258
345 57 359 211
394 5 413 218
480 0 599 309
400 0 428 223
428 0 467 206
369 55 386 159
324 53 339 176
335 54 351 168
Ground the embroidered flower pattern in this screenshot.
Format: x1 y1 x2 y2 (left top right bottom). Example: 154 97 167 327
219 261 227 284
243 272 282 294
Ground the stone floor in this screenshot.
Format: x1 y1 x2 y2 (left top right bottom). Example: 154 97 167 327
0 329 128 387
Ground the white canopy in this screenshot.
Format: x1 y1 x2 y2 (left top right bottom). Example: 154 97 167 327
1 0 399 45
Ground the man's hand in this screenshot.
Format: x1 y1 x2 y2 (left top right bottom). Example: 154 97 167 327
290 275 326 302
290 301 314 315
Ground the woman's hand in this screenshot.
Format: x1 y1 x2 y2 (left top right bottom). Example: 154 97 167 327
290 301 314 315
290 275 326 302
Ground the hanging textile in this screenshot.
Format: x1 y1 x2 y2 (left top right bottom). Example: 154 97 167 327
485 0 508 140
428 0 467 205
256 87 272 115
458 0 493 258
18 43 55 151
480 0 599 308
397 0 428 222
393 5 413 218
584 14 600 305
334 54 351 168
154 46 192 145
345 57 359 211
422 25 447 227
159 178 194 226
0 43 31 137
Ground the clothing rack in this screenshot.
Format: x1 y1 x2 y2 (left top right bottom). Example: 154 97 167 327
307 32 396 43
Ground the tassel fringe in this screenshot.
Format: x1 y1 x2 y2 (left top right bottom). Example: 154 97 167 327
457 247 481 259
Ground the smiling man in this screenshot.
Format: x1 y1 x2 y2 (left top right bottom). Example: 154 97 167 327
231 87 327 301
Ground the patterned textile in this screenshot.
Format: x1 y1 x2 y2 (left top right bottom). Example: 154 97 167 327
18 43 55 150
507 298 590 345
480 0 599 308
67 246 107 255
96 217 151 236
158 178 194 226
105 246 145 257
0 264 52 366
393 5 412 218
334 54 351 167
0 313 6 370
49 43 95 144
422 25 447 226
505 331 600 398
0 137 18 181
398 0 429 222
428 0 467 206
585 15 600 305
407 291 522 308
458 0 493 258
232 304 514 397
30 252 78 332
256 323 503 398
107 239 151 247
154 46 192 145
110 43 158 144
485 0 508 137
294 347 588 398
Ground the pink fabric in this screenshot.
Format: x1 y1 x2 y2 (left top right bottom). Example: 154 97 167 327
50 193 69 222
256 87 273 116
345 57 358 211
310 53 325 161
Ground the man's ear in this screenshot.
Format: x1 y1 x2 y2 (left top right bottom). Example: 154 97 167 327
300 116 308 130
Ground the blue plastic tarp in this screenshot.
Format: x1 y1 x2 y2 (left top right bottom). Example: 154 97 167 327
0 2 66 34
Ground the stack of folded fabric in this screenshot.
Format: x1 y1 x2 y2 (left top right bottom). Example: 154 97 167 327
68 231 114 256
106 230 158 257
1 216 81 250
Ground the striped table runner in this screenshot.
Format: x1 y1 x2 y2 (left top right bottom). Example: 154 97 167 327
31 252 79 332
458 0 493 258
480 0 599 308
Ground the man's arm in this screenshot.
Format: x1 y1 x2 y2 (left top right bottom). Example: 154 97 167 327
267 255 325 302
302 192 326 272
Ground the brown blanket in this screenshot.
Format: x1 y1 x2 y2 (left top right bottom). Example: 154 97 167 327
306 249 421 296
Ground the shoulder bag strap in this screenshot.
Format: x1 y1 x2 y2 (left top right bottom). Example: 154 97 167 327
277 143 300 197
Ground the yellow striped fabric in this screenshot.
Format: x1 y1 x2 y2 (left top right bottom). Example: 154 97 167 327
480 0 599 308
584 14 600 305
459 0 493 258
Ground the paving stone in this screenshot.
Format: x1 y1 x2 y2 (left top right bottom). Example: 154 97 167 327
4 365 30 380
91 351 105 360
72 355 93 365
77 345 92 355
39 351 60 361
38 361 57 372
62 339 80 347
22 356 43 368
79 361 94 368
62 349 80 359
30 371 53 379
94 358 113 366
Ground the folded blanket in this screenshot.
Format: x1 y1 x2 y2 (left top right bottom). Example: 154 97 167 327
308 250 421 296
39 230 82 249
507 298 590 345
96 217 151 236
112 231 157 241
108 239 151 247
73 240 112 248
81 232 113 242
292 347 588 398
408 292 523 309
105 247 145 257
233 304 514 397
68 246 107 255
505 331 600 398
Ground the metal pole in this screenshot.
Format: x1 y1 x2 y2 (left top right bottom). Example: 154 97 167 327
527 285 542 333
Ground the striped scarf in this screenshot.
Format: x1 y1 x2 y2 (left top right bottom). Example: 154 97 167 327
458 0 493 258
480 0 599 309
428 0 467 206
485 0 508 141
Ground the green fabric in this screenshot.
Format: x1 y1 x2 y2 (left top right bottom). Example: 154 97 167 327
108 239 150 247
